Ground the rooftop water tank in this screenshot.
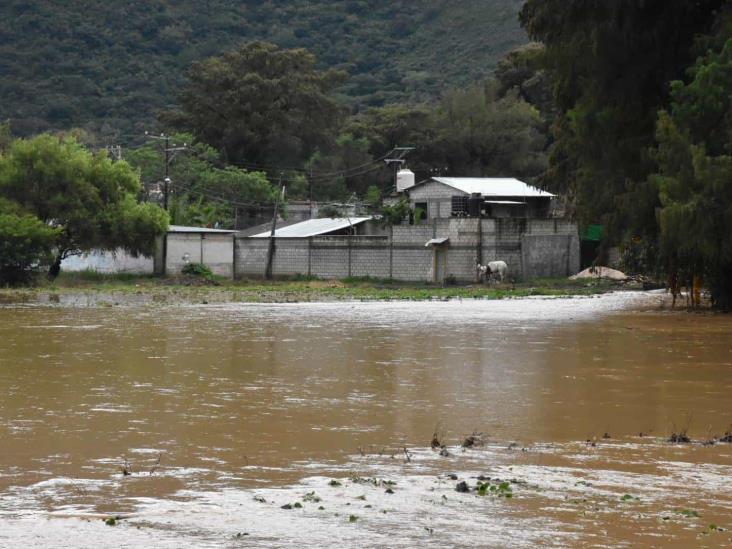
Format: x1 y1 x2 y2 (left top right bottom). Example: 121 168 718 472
396 169 415 192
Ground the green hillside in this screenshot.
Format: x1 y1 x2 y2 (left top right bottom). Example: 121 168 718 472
0 0 526 142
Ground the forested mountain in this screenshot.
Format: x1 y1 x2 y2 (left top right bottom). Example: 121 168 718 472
0 0 525 141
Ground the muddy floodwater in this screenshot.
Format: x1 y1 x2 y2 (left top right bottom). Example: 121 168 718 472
1 292 731 547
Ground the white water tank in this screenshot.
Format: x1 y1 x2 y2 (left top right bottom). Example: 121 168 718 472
396 169 415 192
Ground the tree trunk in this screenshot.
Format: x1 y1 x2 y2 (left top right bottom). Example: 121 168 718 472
48 253 63 280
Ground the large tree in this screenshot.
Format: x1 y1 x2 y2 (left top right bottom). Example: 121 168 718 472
0 134 168 278
166 42 346 169
651 13 732 308
519 0 724 240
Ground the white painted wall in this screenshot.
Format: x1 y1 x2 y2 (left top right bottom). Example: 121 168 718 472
165 233 234 278
61 249 154 274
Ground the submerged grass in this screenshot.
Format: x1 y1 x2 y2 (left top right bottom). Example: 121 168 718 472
0 271 630 304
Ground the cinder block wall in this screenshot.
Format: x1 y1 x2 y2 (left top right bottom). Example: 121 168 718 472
234 218 580 282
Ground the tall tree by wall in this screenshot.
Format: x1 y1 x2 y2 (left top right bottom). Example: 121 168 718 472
651 9 732 308
0 134 169 278
519 0 724 240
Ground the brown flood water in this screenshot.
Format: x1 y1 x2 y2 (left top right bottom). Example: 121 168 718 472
1 292 731 547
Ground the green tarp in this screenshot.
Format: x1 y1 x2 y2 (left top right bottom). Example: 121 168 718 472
581 224 603 241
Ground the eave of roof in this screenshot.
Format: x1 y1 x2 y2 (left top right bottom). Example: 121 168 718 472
168 225 236 233
412 177 554 198
250 217 372 238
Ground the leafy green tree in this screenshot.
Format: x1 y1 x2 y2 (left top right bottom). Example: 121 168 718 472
0 199 60 284
305 133 379 200
520 0 724 239
651 24 732 308
125 132 278 228
432 83 548 178
364 185 382 207
0 134 168 278
166 42 346 168
348 83 548 188
379 198 410 226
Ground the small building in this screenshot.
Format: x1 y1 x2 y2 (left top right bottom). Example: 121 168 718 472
155 225 236 278
404 177 554 220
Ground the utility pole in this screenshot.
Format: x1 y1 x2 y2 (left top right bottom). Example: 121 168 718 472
265 173 285 280
308 167 314 219
146 132 187 277
145 132 187 210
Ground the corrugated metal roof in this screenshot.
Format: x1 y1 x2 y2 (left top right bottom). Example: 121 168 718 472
251 217 372 238
430 177 554 198
168 225 236 233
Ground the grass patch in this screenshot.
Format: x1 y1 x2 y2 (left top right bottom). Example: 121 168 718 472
0 271 634 304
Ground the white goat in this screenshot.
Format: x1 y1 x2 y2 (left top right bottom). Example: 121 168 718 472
477 261 509 283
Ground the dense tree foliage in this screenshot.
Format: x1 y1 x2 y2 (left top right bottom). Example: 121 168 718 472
125 132 277 227
520 0 724 237
0 0 525 141
345 82 549 188
520 0 732 307
165 43 345 168
652 13 732 308
0 198 59 284
0 135 168 278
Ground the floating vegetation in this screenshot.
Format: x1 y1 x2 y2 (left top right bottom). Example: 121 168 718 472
349 477 395 487
455 481 470 493
462 432 485 448
477 480 513 498
348 514 358 523
303 491 321 503
678 509 700 518
328 480 342 487
668 432 691 443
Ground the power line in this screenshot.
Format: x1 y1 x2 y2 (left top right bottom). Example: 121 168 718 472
169 180 273 210
226 149 394 178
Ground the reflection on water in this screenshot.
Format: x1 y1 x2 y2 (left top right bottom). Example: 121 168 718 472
1 292 731 547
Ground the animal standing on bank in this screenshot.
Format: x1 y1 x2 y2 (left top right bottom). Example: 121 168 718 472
477 261 509 283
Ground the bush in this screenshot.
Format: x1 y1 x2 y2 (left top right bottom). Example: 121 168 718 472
181 262 213 278
0 212 59 285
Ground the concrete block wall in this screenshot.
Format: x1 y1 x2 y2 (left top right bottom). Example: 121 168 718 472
233 217 580 282
310 238 350 279
391 247 433 281
350 238 391 279
272 238 310 276
236 238 269 277
522 234 580 279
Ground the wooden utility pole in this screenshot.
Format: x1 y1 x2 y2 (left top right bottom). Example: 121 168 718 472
145 132 186 276
265 174 284 280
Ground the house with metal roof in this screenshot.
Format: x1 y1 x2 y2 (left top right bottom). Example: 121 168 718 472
404 177 555 220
